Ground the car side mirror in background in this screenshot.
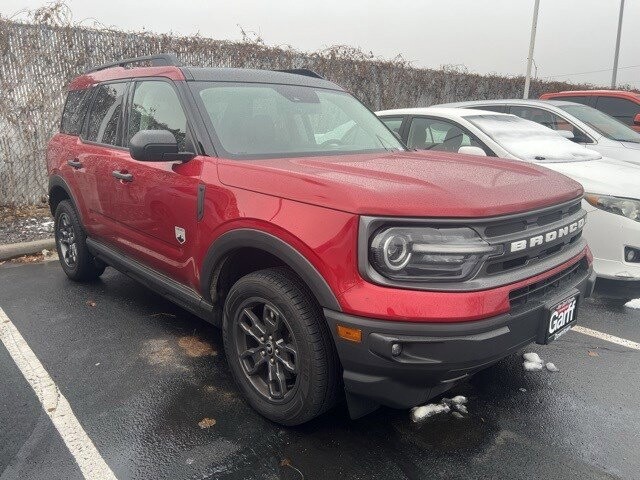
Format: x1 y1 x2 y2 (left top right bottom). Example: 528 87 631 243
457 146 487 157
634 113 640 126
556 129 575 140
129 130 195 162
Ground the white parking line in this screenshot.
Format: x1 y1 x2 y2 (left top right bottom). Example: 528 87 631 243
0 306 117 480
572 325 640 351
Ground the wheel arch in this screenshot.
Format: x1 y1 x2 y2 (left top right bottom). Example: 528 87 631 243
48 175 76 216
201 229 342 312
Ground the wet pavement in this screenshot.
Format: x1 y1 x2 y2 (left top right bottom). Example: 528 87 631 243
0 259 639 479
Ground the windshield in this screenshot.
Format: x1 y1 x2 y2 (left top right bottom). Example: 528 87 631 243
191 82 404 158
558 104 640 143
466 114 601 162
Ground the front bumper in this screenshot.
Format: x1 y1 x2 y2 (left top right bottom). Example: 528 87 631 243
325 262 596 416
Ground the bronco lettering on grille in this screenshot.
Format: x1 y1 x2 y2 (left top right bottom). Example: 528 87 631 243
510 217 585 253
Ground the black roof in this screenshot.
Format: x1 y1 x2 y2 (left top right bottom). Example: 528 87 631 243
181 67 344 90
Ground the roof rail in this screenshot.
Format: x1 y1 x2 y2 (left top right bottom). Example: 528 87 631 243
276 68 324 79
84 54 182 74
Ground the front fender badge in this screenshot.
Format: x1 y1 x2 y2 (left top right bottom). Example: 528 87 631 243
175 226 186 245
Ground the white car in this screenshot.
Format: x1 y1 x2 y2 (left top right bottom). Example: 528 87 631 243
435 99 640 167
377 107 640 298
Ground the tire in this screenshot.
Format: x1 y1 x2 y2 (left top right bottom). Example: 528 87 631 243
222 267 340 426
54 200 106 281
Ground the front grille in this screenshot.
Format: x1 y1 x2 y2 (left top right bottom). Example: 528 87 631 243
508 258 588 308
485 230 582 275
483 201 582 239
478 199 585 277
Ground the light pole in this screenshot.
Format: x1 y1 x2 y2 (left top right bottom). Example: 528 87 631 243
523 0 541 99
611 0 625 88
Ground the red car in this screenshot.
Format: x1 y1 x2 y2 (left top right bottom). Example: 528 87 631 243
48 54 595 425
540 90 640 132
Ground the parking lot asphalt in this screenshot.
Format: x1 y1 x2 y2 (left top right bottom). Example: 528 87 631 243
1 259 639 480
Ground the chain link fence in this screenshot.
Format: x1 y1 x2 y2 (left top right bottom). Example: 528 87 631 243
0 8 595 208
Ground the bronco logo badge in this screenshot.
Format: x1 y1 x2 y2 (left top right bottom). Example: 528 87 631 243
175 226 186 245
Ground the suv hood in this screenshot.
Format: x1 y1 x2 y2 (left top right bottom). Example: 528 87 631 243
218 151 583 217
540 157 640 199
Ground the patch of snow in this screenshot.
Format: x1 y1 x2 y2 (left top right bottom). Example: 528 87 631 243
545 362 559 372
519 388 527 392
450 395 467 405
523 352 543 364
625 298 640 309
523 360 544 371
451 411 464 420
453 403 468 415
410 403 450 422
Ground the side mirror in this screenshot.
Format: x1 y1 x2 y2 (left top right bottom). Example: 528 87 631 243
634 113 640 126
458 146 487 157
129 130 195 162
557 129 575 140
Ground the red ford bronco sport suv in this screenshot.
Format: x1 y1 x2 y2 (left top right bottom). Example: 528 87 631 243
47 54 596 425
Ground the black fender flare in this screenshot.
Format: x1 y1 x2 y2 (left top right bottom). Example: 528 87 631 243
200 229 342 312
48 175 76 213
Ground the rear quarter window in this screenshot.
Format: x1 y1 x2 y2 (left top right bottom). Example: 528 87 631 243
61 89 92 135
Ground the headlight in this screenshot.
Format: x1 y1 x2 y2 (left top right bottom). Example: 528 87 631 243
369 226 502 282
585 194 640 222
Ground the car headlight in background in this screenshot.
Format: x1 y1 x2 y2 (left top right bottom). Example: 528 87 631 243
369 226 502 282
585 194 640 222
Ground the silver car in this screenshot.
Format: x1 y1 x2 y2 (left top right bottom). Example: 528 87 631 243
436 99 640 167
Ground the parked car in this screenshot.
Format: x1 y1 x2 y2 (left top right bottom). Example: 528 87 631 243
377 107 639 298
540 90 640 133
435 99 640 167
48 55 594 425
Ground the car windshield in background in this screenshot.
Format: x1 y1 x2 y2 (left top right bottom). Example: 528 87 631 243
467 114 601 162
558 104 640 144
191 82 404 158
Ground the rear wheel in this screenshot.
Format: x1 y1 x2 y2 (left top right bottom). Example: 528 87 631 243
222 267 339 425
54 200 105 281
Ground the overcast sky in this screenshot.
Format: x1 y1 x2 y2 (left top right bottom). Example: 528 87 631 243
3 0 639 88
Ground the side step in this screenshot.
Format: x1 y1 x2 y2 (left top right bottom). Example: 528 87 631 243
86 238 219 326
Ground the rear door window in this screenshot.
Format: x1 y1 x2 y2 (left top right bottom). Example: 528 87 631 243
85 82 128 146
595 97 640 125
61 90 93 135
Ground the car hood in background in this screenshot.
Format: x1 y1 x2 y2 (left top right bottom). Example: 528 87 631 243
218 150 583 217
621 141 640 151
540 157 640 199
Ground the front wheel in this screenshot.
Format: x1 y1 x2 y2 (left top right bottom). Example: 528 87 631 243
222 267 340 425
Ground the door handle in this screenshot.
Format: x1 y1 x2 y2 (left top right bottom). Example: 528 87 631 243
112 170 133 182
67 159 83 169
